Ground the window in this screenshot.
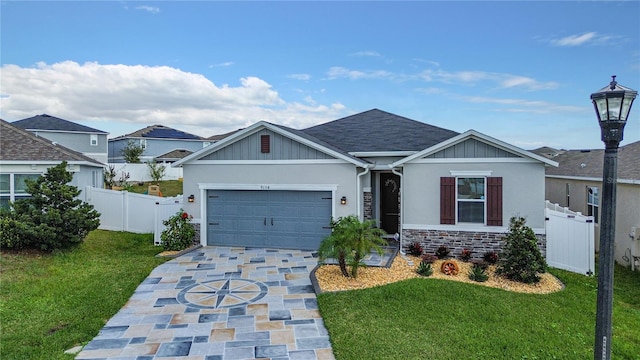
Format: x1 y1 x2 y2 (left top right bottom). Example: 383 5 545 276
457 178 485 223
587 186 599 223
203 141 211 148
440 176 502 226
140 139 147 149
90 134 98 146
0 173 41 209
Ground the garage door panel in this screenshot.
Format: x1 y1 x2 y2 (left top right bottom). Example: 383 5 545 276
207 190 331 250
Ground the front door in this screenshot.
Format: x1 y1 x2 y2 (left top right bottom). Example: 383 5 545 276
380 173 400 234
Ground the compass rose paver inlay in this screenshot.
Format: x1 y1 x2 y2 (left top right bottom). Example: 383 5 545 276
177 278 268 309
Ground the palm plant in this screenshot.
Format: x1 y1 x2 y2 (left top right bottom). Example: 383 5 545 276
318 215 387 278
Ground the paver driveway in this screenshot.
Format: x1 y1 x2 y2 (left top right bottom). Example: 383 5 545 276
76 247 334 360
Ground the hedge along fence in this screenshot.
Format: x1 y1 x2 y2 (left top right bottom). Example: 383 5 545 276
83 186 183 244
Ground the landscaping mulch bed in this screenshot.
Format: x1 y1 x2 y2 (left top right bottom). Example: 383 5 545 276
315 255 564 294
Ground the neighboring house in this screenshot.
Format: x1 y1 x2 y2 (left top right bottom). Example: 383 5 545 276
174 109 557 254
12 114 109 163
0 120 105 209
108 124 211 163
533 141 640 267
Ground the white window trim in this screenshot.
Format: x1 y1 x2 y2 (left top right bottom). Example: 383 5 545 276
90 134 98 146
456 176 487 225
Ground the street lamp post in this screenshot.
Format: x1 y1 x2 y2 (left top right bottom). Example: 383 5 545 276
590 76 637 360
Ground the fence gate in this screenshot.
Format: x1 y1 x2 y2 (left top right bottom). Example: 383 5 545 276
545 201 595 275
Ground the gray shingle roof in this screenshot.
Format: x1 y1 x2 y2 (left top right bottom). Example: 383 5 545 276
0 119 103 165
544 141 640 181
112 124 203 140
303 109 459 153
155 149 193 161
12 114 108 134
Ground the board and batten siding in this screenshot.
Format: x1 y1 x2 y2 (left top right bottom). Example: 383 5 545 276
426 139 519 159
201 129 335 161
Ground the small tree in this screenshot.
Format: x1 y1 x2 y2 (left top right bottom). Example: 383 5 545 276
147 160 166 184
104 165 116 188
2 161 101 251
496 216 547 284
318 215 387 278
121 140 144 163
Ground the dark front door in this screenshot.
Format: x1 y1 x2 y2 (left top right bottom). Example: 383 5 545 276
380 173 400 234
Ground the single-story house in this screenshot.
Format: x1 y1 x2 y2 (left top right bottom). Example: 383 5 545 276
174 109 557 256
12 114 109 164
108 124 212 163
534 141 640 267
0 119 105 209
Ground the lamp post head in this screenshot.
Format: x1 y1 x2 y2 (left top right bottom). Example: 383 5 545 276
591 76 637 146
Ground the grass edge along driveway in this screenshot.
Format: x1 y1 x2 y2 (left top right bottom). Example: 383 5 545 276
0 230 167 360
317 264 640 360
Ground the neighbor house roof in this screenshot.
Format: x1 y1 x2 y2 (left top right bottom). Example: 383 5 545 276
544 141 640 182
303 109 459 153
208 129 243 141
155 149 193 162
12 114 108 134
0 120 104 166
111 124 203 140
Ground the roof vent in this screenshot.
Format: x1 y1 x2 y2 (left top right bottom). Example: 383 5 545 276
580 163 586 168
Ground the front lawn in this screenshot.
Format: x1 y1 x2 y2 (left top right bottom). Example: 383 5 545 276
0 230 167 360
318 264 640 359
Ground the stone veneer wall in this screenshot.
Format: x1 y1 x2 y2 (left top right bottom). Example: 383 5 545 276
192 223 202 245
363 191 373 221
403 228 547 260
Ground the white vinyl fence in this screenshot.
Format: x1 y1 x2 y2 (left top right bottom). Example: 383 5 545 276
545 201 595 275
84 186 183 245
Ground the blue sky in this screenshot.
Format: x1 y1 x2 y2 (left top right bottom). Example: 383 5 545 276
1 1 639 150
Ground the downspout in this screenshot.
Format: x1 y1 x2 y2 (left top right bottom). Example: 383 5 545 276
390 165 405 255
357 165 371 221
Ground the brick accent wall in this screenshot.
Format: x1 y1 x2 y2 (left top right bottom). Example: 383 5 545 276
403 228 547 260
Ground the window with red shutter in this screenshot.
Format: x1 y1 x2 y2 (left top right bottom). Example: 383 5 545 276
486 177 503 226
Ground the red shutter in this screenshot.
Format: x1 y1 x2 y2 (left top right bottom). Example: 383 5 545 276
487 177 503 226
260 135 270 153
440 177 455 224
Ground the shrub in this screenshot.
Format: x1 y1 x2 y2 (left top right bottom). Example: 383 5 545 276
435 245 450 259
460 248 473 262
468 263 489 282
416 261 433 277
407 242 424 256
160 210 196 251
420 254 438 264
470 259 488 270
496 216 547 284
2 161 100 251
483 251 499 264
104 165 116 188
0 211 30 249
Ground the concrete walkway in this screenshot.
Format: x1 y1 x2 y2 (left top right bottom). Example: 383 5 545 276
76 247 335 360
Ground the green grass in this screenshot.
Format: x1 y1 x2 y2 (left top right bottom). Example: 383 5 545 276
317 264 640 360
0 230 167 360
127 180 183 197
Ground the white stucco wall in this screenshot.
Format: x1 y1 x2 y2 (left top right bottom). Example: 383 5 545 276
402 160 547 231
181 162 359 222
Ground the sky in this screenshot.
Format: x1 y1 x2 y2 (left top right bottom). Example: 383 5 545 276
1 1 639 150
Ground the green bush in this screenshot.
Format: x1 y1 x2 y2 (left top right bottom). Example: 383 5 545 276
496 216 547 284
1 161 100 251
160 209 196 251
416 261 433 277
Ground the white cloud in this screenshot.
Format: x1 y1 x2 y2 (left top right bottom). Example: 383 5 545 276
464 96 584 113
136 5 160 14
326 66 394 80
209 62 234 68
0 61 347 137
349 51 381 57
288 73 311 80
550 32 596 46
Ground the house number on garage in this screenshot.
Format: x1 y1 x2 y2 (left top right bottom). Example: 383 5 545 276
260 185 270 190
